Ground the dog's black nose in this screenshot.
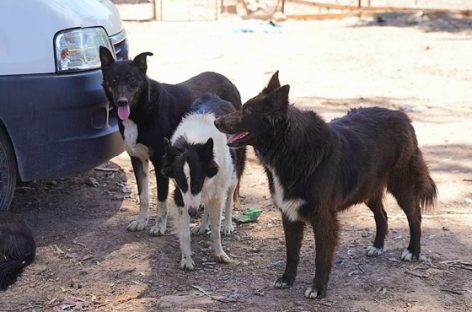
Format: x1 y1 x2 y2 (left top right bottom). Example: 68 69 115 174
188 207 198 217
117 98 129 107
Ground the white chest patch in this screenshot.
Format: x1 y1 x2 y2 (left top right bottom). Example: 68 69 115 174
122 119 150 161
269 167 306 222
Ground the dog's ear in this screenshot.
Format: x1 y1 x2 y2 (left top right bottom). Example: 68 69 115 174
133 52 153 75
268 84 290 112
162 138 179 177
197 138 219 177
99 46 115 71
198 138 214 161
262 70 281 94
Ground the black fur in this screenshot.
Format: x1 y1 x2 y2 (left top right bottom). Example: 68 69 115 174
214 71 437 298
99 47 244 234
0 212 36 291
163 95 245 205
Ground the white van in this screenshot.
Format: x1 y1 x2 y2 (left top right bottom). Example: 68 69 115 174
0 0 128 210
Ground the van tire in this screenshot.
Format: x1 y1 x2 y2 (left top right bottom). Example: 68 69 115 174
0 129 17 210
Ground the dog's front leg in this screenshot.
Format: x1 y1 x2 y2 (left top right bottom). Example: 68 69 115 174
149 166 168 236
222 179 237 235
305 210 339 299
207 197 231 264
176 205 194 271
127 157 149 231
274 217 304 289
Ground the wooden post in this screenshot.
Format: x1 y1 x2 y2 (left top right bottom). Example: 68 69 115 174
152 0 156 20
358 0 362 8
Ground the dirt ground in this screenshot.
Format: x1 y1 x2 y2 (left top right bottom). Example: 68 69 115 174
2 10 472 312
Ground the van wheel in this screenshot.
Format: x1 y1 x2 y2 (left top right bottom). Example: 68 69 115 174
0 129 17 210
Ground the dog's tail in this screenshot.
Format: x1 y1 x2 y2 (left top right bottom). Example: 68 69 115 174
0 259 26 291
414 150 438 210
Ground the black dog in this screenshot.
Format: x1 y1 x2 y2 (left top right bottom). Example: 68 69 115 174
214 71 437 298
0 212 36 291
99 47 244 235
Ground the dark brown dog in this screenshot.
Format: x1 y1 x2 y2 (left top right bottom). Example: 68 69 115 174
214 71 437 298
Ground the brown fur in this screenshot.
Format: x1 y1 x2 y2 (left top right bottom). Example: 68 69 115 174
214 71 437 298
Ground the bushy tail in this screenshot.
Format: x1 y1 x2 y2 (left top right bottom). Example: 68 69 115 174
414 150 438 210
0 260 25 291
419 175 437 210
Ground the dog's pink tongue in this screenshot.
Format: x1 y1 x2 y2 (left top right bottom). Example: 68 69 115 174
117 105 130 120
227 132 247 144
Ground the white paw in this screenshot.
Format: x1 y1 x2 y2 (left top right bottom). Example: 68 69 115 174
180 256 195 270
305 287 318 299
191 224 209 235
366 246 383 257
273 280 290 289
127 216 148 232
401 249 413 261
221 222 234 236
214 251 232 264
149 216 167 236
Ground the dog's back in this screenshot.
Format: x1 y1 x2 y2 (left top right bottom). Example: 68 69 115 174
329 107 437 210
0 212 36 291
181 72 242 110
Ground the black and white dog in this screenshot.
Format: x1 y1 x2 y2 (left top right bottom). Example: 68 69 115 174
99 47 244 235
0 212 36 291
162 94 245 270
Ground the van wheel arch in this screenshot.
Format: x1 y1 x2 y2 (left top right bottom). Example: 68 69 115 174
0 123 18 210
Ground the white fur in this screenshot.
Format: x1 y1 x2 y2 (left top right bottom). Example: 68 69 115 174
401 249 413 261
127 158 150 232
123 119 167 235
149 200 168 236
122 119 150 161
268 167 306 222
366 246 383 257
171 113 236 269
304 287 319 299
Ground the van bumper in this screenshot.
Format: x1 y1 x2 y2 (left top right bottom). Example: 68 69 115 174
0 69 124 181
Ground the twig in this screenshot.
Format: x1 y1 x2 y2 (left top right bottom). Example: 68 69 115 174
95 166 119 172
192 285 229 303
440 289 463 295
72 240 87 248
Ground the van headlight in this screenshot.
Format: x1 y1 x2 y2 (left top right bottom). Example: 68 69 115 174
55 27 114 73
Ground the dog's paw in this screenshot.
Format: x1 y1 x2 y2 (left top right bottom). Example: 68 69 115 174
191 224 209 235
400 249 419 261
127 217 148 232
214 251 232 264
366 246 383 257
304 286 326 299
149 217 167 236
221 222 234 236
180 257 195 271
273 277 293 289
